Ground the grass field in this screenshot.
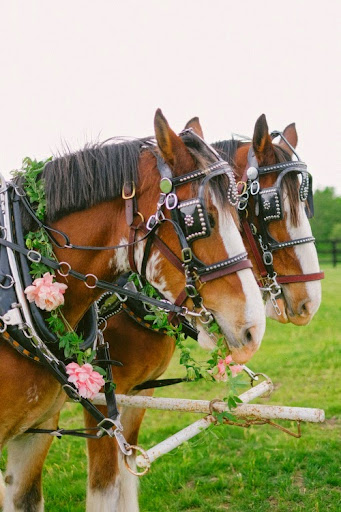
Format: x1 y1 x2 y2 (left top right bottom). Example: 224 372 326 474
2 267 340 511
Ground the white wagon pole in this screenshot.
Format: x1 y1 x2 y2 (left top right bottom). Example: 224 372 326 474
89 378 325 472
91 388 325 423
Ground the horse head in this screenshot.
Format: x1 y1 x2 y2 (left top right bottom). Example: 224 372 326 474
223 114 322 325
144 110 265 363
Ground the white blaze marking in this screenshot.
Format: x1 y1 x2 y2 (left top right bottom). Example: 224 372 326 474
213 196 265 346
283 193 322 314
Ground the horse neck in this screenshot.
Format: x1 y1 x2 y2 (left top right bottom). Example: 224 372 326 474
51 200 128 327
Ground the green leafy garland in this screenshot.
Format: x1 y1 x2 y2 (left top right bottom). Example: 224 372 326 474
12 158 97 369
128 275 245 419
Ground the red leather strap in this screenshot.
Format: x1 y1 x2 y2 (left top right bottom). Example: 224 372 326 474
276 271 325 284
128 226 138 273
242 217 268 278
167 259 253 325
123 183 136 226
137 222 184 274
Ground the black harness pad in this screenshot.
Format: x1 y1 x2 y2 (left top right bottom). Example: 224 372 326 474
178 198 211 243
259 187 283 222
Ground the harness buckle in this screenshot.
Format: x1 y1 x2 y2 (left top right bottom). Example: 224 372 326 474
236 181 247 196
192 271 206 291
181 248 193 264
263 251 273 266
122 182 136 200
146 215 157 231
165 193 178 210
250 180 260 195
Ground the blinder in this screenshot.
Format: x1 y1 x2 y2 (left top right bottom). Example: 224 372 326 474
177 164 237 244
178 198 211 242
258 166 314 222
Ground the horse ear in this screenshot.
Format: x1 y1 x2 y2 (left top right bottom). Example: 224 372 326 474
279 122 298 154
252 114 275 164
154 109 193 171
184 117 204 139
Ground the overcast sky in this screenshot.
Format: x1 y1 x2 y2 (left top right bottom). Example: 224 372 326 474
1 0 340 192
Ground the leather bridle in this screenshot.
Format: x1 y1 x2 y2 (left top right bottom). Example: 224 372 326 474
125 131 253 330
236 132 324 314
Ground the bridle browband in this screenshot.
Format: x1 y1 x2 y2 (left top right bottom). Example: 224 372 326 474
236 131 324 314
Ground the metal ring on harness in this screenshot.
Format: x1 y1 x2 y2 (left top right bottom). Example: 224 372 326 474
27 250 42 263
124 445 151 476
62 384 82 402
23 327 34 339
0 319 7 333
58 261 71 277
0 226 7 239
199 309 214 324
236 181 247 196
0 274 15 289
14 185 26 197
84 274 98 289
135 211 144 223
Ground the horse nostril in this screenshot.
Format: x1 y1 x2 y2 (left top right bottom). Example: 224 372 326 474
299 300 312 316
245 329 253 343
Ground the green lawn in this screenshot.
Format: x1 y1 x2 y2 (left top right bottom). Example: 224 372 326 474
2 267 340 511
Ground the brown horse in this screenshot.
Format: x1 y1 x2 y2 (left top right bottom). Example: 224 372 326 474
0 110 265 511
84 115 323 511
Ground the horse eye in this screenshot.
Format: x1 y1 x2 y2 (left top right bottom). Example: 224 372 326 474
208 213 215 228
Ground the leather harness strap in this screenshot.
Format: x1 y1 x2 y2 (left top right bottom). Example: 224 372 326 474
276 271 325 284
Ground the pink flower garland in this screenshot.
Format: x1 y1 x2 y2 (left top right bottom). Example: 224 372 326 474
211 355 243 382
24 272 67 311
65 362 105 399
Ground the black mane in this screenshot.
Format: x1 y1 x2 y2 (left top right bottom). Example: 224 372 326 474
43 138 151 222
41 131 235 222
212 139 245 168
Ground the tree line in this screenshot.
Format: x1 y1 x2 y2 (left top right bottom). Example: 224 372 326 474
310 187 341 240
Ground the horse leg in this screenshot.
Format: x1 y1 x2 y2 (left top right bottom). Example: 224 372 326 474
116 391 154 512
86 389 153 512
3 413 59 512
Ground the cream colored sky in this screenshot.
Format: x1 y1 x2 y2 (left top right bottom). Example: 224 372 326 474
1 0 340 192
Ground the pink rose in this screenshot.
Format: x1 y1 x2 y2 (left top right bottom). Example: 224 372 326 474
230 364 243 377
25 272 67 311
65 362 105 399
224 355 233 365
210 356 244 382
217 359 226 375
